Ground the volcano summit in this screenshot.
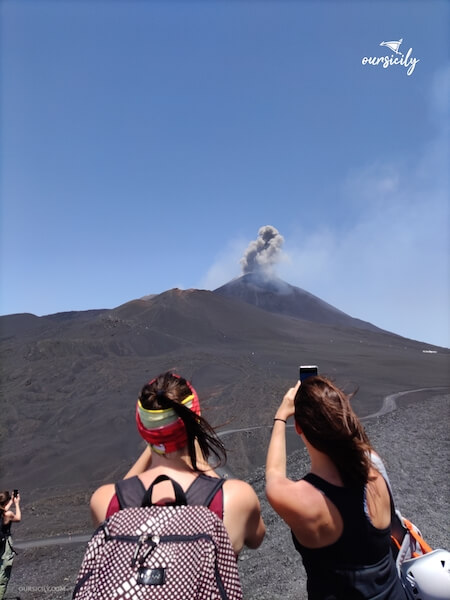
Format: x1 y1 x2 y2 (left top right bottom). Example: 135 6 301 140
214 273 380 332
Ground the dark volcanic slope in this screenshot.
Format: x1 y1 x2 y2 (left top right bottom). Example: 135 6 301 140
1 287 449 524
6 392 450 600
214 274 381 332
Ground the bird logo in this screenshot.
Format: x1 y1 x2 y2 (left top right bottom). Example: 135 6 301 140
379 39 403 54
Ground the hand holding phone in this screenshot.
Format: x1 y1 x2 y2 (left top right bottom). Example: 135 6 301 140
299 365 318 382
13 489 18 498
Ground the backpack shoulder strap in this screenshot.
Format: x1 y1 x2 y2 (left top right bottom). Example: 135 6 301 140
114 476 146 509
115 474 225 511
185 474 226 507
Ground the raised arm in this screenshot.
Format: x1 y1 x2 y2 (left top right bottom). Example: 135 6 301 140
13 494 21 522
265 382 309 525
4 493 21 523
266 382 298 485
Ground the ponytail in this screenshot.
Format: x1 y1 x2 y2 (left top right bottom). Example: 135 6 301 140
156 394 226 470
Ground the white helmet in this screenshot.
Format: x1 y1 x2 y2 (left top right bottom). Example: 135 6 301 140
401 549 450 600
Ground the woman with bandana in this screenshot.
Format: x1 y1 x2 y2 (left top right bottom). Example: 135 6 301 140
90 371 265 556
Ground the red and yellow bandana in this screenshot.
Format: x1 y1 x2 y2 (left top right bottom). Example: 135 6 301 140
136 376 201 454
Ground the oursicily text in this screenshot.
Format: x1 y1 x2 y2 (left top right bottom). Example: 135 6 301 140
361 47 419 76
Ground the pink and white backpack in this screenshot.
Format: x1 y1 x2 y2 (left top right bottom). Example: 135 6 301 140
73 475 242 600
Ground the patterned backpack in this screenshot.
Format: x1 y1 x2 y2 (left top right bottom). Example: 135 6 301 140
72 475 242 600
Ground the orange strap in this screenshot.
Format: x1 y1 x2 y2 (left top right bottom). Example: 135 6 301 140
402 518 433 556
391 535 402 551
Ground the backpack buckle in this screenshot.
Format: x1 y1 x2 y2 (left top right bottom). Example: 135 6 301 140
131 534 147 567
131 534 159 567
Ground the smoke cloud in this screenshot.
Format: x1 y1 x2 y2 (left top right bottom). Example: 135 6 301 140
240 226 285 277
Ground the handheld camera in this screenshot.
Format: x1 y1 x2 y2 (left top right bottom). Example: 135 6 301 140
299 365 318 382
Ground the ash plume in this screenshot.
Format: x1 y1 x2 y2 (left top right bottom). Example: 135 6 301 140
240 226 285 277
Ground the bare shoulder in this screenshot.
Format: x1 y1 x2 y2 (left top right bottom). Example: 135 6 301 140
90 483 116 525
266 477 323 522
3 510 15 523
369 467 390 490
266 474 302 505
223 478 259 505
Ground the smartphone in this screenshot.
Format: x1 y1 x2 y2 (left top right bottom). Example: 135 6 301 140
13 489 18 498
299 365 318 382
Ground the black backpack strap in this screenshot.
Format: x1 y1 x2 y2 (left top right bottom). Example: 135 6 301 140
115 476 146 509
185 474 226 507
115 473 225 511
141 475 187 507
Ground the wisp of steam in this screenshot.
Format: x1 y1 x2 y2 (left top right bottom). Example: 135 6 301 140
240 226 285 278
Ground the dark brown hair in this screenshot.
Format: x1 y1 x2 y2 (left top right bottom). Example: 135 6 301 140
0 491 11 512
294 376 372 487
139 372 226 471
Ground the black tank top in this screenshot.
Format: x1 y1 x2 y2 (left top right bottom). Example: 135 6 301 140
292 473 407 600
1 518 12 538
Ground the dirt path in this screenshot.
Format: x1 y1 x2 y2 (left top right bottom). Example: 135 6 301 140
14 385 449 550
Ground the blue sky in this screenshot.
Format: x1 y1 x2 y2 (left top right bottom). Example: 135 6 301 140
1 0 449 347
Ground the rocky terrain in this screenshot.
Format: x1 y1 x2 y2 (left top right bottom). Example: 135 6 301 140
1 276 448 599
6 391 450 600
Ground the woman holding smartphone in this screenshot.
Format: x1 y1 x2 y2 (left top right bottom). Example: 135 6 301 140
0 490 21 600
266 375 407 600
